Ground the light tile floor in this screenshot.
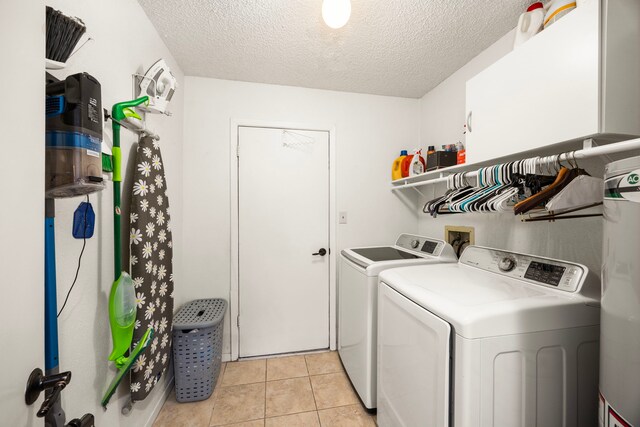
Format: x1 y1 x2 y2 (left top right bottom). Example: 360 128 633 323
153 351 376 427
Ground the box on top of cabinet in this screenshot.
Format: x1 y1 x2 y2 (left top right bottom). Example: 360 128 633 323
464 0 640 165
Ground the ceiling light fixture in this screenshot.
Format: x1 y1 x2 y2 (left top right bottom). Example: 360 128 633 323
322 0 351 29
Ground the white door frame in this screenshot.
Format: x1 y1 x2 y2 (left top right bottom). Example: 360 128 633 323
229 119 337 361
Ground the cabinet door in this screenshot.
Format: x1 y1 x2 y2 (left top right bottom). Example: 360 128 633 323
465 0 600 165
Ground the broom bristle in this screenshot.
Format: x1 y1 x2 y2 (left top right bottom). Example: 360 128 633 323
46 6 86 63
102 153 113 173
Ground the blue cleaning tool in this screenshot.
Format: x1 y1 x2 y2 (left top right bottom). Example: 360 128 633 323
72 201 95 239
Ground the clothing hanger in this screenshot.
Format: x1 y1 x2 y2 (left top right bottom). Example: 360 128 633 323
451 166 504 212
473 163 517 212
515 151 594 215
423 173 474 217
521 202 603 222
514 154 573 214
478 161 534 213
545 151 603 212
446 162 524 213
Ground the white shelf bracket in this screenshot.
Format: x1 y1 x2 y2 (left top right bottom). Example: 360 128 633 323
411 187 426 197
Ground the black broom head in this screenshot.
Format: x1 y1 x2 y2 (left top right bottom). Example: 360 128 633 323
46 6 87 64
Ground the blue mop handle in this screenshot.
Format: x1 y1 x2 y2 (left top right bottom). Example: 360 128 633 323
45 199 59 372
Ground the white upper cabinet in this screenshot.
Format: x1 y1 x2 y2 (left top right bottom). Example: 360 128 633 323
465 0 640 164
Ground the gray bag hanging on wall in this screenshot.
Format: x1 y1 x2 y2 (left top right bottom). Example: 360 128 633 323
128 135 174 401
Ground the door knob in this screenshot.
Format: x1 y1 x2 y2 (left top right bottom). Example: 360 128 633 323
312 248 327 256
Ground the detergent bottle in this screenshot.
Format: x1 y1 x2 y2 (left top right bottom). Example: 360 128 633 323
400 151 414 178
392 150 408 180
513 2 545 48
408 149 426 177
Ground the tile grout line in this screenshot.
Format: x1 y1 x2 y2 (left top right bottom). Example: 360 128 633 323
304 355 319 425
304 355 320 413
263 359 267 422
305 361 325 426
261 356 321 423
208 362 227 427
264 409 321 423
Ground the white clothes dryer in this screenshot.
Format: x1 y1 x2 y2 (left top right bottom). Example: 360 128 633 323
339 234 457 409
377 245 601 427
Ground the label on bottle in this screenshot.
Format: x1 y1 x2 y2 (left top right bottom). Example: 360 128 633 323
457 150 466 165
411 158 424 175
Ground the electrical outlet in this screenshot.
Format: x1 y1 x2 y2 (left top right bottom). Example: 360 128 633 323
444 226 475 258
339 211 348 224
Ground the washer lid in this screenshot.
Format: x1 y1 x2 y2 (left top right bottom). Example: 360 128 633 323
379 247 600 339
341 234 457 276
350 246 419 262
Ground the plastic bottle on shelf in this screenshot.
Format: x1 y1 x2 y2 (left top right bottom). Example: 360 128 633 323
400 151 414 178
544 0 577 28
456 141 466 165
513 2 545 48
392 150 408 180
408 149 426 177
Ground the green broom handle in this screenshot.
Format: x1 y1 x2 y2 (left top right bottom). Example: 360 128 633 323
111 96 149 279
112 121 122 278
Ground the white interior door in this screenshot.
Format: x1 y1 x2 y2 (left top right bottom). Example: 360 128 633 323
238 126 330 358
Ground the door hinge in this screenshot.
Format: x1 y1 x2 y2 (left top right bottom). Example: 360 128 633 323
236 141 240 158
237 315 240 327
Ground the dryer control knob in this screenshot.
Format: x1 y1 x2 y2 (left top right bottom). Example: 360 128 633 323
411 240 420 249
498 257 517 272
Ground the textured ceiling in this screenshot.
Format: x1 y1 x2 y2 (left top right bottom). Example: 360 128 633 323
138 0 530 98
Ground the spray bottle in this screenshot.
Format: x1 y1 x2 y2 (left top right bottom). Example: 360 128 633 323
408 148 426 177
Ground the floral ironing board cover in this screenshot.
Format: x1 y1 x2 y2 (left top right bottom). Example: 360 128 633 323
128 136 174 400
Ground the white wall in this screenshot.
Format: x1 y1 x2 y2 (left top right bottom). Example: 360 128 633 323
45 0 184 425
417 28 605 276
183 77 421 359
0 2 45 425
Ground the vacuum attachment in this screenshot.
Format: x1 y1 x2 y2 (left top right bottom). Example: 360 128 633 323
46 73 105 198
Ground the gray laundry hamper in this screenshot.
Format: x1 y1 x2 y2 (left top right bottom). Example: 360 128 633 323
172 298 227 402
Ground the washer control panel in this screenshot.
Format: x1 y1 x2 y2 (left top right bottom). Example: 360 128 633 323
395 234 445 257
460 246 586 292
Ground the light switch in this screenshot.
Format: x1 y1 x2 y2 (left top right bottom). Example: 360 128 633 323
339 211 347 224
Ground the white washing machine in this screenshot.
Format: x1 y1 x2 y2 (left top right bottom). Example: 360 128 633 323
377 245 601 427
338 234 457 409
